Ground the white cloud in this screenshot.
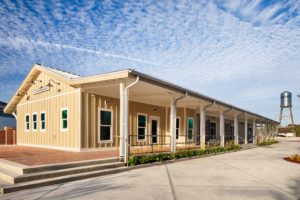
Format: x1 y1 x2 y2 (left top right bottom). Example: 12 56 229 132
0 0 299 125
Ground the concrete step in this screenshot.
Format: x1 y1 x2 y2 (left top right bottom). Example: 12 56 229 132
1 166 132 194
14 162 124 184
23 157 120 174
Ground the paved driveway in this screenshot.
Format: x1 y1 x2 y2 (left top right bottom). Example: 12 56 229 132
1 141 300 200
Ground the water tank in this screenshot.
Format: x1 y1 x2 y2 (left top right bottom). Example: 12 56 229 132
280 91 292 107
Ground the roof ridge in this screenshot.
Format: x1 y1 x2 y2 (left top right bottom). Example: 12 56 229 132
35 63 81 79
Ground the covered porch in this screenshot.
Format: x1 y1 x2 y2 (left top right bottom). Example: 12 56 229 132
74 70 278 162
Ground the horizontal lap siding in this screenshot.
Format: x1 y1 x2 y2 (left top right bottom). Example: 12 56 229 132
17 72 79 149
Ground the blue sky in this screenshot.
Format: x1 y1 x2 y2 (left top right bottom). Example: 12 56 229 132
0 0 299 125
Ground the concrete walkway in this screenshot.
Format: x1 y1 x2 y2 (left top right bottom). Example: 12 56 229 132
1 141 299 200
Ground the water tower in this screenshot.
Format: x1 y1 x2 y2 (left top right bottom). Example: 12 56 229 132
279 91 294 128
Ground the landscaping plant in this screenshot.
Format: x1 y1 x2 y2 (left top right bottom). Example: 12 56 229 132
257 139 278 146
128 145 241 166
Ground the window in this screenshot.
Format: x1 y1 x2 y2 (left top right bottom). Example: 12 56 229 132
188 118 194 140
25 114 30 131
32 113 37 131
138 114 147 140
40 112 46 131
61 108 68 131
99 110 112 141
176 117 180 139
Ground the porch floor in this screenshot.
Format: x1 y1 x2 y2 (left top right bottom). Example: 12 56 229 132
0 146 118 166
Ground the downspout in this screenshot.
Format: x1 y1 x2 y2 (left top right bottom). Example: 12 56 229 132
171 92 188 152
124 76 140 164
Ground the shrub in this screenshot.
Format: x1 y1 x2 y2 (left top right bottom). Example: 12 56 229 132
128 145 241 166
257 139 278 146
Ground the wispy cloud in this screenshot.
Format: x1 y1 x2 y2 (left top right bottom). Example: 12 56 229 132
0 0 299 125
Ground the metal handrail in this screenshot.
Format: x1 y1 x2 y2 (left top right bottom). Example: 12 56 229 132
114 136 136 167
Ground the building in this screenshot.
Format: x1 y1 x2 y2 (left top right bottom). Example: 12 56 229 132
4 63 279 161
0 101 16 130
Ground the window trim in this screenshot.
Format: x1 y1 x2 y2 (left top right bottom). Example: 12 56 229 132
98 108 113 143
187 117 194 141
40 111 46 132
137 113 147 142
176 117 180 140
25 114 30 132
60 108 68 132
32 112 37 132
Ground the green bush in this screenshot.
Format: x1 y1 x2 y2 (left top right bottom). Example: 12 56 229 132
257 139 278 146
128 145 241 166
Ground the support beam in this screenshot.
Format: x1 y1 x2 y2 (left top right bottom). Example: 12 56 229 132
200 102 215 149
170 97 176 153
234 113 239 145
119 82 125 158
253 119 257 144
219 110 225 147
200 106 206 149
170 93 188 152
244 114 248 144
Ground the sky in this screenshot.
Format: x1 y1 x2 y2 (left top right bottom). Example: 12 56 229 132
0 0 299 125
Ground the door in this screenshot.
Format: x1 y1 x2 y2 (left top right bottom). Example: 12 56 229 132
150 117 159 144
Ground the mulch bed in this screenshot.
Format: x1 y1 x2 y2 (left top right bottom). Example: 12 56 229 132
283 157 300 164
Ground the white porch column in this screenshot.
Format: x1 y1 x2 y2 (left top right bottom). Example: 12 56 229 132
244 115 248 144
119 82 125 158
253 120 257 144
200 106 206 149
170 97 177 152
234 113 239 145
260 121 262 142
219 110 225 147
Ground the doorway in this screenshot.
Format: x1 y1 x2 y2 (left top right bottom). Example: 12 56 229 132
150 117 160 144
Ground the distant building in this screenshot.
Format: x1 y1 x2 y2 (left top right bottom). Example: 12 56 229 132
0 101 16 130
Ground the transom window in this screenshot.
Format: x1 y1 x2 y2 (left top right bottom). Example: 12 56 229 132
25 114 30 131
32 113 37 131
61 108 68 131
138 114 147 140
40 112 46 131
176 117 180 139
188 118 194 140
99 110 112 141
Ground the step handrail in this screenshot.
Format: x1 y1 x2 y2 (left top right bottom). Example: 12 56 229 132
114 136 136 167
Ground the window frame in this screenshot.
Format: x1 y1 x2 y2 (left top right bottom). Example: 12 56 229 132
32 112 37 132
176 117 180 140
98 108 113 143
25 114 30 132
40 111 46 132
187 117 194 141
60 108 68 132
137 113 147 142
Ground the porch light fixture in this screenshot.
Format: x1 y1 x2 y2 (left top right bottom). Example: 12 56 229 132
47 79 60 87
105 100 110 105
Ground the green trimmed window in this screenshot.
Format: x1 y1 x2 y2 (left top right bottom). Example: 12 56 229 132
188 118 194 140
25 114 30 131
40 112 46 131
33 113 37 131
61 109 68 130
100 110 112 141
176 118 180 139
138 114 146 140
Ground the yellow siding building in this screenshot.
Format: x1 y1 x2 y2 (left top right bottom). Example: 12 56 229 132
4 63 279 159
